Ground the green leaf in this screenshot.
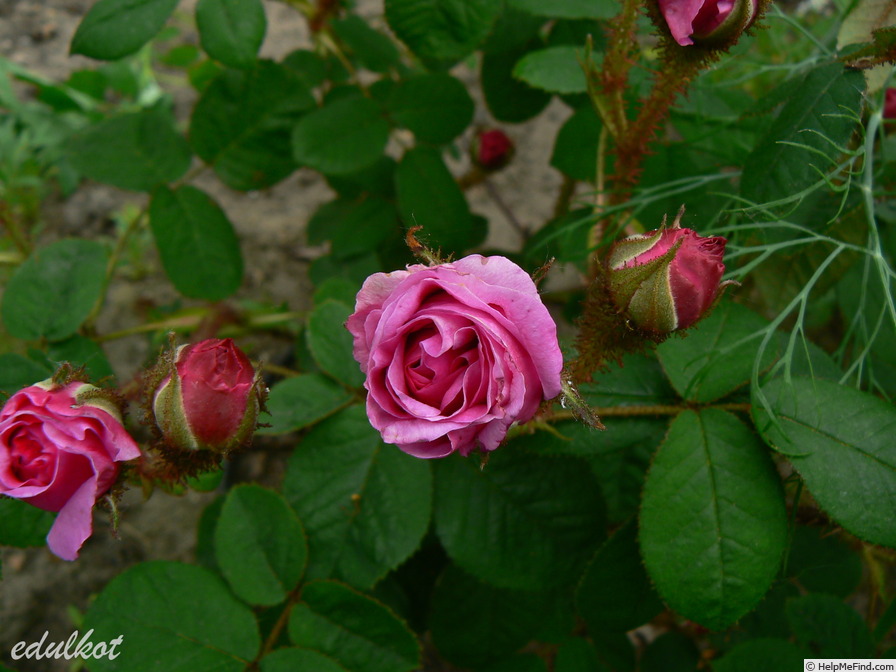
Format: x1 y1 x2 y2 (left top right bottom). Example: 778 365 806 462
65 106 192 191
712 638 812 672
785 526 863 597
196 495 225 574
385 0 502 67
787 593 874 658
288 579 420 672
307 197 399 260
191 60 314 190
84 561 260 671
2 239 108 342
740 63 865 206
306 300 365 388
481 47 552 123
434 449 606 590
47 335 114 382
550 104 602 181
292 95 389 175
555 638 610 672
282 406 432 590
262 648 349 672
0 354 53 396
640 632 699 672
388 74 474 144
70 0 179 60
429 565 550 668
513 46 587 94
332 15 400 73
576 518 663 632
639 409 788 630
149 185 243 301
507 0 616 19
214 485 308 606
514 419 662 525
0 497 54 547
196 0 266 69
523 207 593 267
752 376 896 548
657 301 776 403
395 147 477 254
580 352 678 407
258 374 353 435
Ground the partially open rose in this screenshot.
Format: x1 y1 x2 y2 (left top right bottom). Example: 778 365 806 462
347 255 563 458
0 381 140 560
658 0 758 46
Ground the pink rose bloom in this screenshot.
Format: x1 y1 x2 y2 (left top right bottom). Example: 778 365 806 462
607 223 728 333
153 338 261 452
346 255 563 458
0 381 140 560
659 0 758 46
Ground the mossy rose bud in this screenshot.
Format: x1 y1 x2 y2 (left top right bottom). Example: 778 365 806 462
658 0 758 46
606 212 729 334
152 338 262 453
471 129 514 171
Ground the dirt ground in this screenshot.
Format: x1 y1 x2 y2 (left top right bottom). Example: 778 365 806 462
0 1 576 669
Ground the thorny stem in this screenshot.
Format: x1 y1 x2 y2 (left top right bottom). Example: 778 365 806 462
551 401 751 420
83 204 150 332
249 584 304 670
0 203 32 257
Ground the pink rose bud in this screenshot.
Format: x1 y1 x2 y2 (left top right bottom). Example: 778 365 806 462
606 210 728 334
471 129 515 171
0 381 140 561
658 0 758 46
346 255 563 459
152 338 263 453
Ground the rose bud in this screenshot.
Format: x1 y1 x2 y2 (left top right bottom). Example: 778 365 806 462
606 209 729 334
658 0 759 46
0 380 140 561
346 255 563 459
885 88 896 120
471 128 515 171
152 338 263 453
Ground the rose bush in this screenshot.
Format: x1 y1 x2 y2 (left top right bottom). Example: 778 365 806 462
346 255 563 458
606 221 728 334
152 338 262 453
0 381 140 560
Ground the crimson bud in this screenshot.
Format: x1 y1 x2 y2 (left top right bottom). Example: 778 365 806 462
606 208 730 334
152 338 263 453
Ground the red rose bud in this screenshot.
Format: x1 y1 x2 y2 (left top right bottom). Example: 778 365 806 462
885 88 896 120
606 209 730 334
472 129 515 171
152 339 263 453
658 0 758 46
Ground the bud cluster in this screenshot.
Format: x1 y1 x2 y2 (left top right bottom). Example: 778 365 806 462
0 337 264 561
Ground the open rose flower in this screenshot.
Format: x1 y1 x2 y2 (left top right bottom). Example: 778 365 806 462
152 338 262 453
606 213 729 334
347 255 563 458
0 381 140 561
658 0 758 46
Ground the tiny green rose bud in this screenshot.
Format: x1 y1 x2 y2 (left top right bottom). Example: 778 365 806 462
606 208 730 335
152 338 263 453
